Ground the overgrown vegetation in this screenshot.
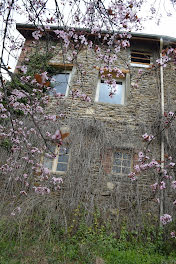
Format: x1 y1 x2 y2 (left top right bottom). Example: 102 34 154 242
0 210 176 264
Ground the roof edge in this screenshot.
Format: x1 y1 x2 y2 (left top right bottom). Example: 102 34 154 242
16 23 176 44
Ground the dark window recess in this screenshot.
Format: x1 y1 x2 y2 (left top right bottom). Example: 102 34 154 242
131 51 151 64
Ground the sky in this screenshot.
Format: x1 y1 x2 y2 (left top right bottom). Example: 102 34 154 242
140 0 176 38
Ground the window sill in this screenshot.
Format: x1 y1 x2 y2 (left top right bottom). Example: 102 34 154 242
130 63 153 68
95 101 125 106
50 171 67 175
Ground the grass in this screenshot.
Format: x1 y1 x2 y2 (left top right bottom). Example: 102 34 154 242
0 215 176 264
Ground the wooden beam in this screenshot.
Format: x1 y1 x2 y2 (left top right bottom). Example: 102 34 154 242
95 66 129 74
48 62 74 69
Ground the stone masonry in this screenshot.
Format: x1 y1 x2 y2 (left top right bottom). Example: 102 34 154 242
16 24 176 227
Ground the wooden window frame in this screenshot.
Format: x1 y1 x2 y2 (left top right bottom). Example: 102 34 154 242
51 70 72 97
43 146 70 174
102 149 133 176
112 150 133 175
95 78 126 105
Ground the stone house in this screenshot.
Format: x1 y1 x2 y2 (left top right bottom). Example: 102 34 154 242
16 23 176 227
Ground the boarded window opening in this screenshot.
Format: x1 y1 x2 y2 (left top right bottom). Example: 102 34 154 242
131 50 151 65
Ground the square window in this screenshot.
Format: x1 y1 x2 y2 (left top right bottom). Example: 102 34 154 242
51 71 71 96
95 79 125 105
112 151 132 175
43 146 69 173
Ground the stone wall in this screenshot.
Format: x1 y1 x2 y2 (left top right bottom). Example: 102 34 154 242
16 36 176 226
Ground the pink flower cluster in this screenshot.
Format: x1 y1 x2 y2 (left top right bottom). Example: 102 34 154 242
151 182 158 191
32 30 42 40
71 89 91 102
52 177 63 190
170 231 176 238
171 181 176 189
142 133 154 141
160 214 172 225
33 186 50 195
16 65 28 74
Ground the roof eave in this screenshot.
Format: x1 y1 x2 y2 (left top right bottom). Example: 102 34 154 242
16 23 176 44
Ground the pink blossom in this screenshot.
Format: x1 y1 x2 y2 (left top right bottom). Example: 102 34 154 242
149 160 159 168
23 174 28 179
160 214 172 225
148 135 154 141
46 132 51 137
134 165 140 173
45 115 57 121
43 167 50 175
170 231 176 238
142 133 149 140
142 133 154 141
138 152 144 158
52 177 63 185
140 163 149 170
169 162 175 167
128 172 137 181
52 130 61 140
173 200 176 205
130 176 137 181
41 71 48 83
1 114 8 118
33 186 50 195
20 190 27 196
168 111 174 117
32 30 42 40
171 181 176 189
151 182 158 191
160 181 166 190
21 65 27 74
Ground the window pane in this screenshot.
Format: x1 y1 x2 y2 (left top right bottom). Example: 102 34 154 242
57 163 68 171
52 73 70 95
112 166 121 173
98 82 123 104
114 152 122 159
122 160 131 167
54 83 68 94
58 154 69 162
54 73 69 83
43 158 53 170
59 147 68 154
114 159 121 165
113 151 132 175
122 167 131 174
123 153 131 159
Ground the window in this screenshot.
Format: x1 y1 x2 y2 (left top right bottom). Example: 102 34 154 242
95 79 125 105
112 151 132 175
131 50 151 67
102 149 132 175
43 146 69 173
51 71 71 96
